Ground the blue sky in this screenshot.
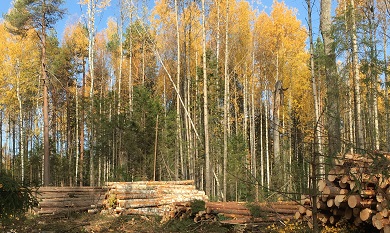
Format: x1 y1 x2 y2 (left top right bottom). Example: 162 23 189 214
0 0 321 40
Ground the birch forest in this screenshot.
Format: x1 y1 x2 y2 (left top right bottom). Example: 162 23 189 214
1 0 390 202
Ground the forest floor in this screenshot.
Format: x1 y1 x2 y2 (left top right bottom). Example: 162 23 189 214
0 212 247 233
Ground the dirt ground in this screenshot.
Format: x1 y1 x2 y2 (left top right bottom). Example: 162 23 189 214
1 212 241 233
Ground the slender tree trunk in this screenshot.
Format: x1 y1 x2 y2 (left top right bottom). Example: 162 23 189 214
384 20 390 150
128 10 133 115
202 0 211 196
80 59 85 186
308 0 323 177
42 4 50 186
320 0 341 157
75 83 79 185
223 0 229 202
174 0 182 180
118 0 123 113
250 72 257 201
16 61 24 184
88 0 96 186
307 1 319 231
265 88 270 189
351 0 363 150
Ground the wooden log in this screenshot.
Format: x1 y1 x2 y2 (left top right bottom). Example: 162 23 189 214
348 195 362 208
37 206 91 215
323 185 341 198
327 198 335 208
339 180 349 189
306 209 312 217
206 202 248 210
360 208 376 222
317 213 329 224
349 180 356 190
36 187 107 192
378 176 390 189
327 168 338 182
294 212 302 220
106 180 195 186
298 205 307 214
383 224 390 233
380 208 389 218
116 193 158 199
318 180 331 192
219 215 294 225
377 192 386 203
39 199 100 208
334 194 347 207
300 195 311 205
209 208 251 216
316 200 329 210
374 218 389 230
123 207 166 216
340 175 350 186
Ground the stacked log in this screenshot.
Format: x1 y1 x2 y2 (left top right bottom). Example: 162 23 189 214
195 201 299 225
33 186 107 215
304 152 390 232
104 180 208 217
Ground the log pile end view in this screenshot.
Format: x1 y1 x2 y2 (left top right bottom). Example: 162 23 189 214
296 152 390 232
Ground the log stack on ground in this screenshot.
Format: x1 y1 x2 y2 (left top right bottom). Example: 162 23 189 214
104 180 208 218
297 152 390 232
194 201 299 225
33 186 107 215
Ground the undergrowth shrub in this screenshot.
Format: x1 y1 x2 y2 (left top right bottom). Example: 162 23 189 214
0 173 38 222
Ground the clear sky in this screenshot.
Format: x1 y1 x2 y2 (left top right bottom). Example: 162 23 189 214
0 0 321 41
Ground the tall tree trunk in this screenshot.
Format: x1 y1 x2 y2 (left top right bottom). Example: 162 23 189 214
320 0 341 157
273 55 281 186
250 71 257 200
118 0 123 113
42 2 50 186
202 0 211 196
128 10 133 115
308 0 323 177
265 92 270 189
16 60 24 184
223 0 229 202
88 0 96 186
75 83 79 185
384 19 390 150
80 59 86 186
351 0 363 150
174 0 182 180
307 0 319 231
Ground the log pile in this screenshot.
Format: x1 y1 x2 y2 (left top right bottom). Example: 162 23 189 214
33 186 107 215
195 201 299 225
298 152 390 232
104 180 208 217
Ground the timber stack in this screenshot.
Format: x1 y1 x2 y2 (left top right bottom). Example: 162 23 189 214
34 186 107 215
296 152 390 232
104 180 208 217
195 201 299 225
